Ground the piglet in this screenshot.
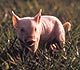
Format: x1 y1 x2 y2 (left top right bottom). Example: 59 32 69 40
12 10 71 57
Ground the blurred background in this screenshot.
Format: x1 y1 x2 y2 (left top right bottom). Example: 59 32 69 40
0 0 80 70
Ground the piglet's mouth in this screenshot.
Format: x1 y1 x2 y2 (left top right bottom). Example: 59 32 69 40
24 39 35 47
19 38 37 52
26 40 35 46
26 40 39 53
24 40 36 50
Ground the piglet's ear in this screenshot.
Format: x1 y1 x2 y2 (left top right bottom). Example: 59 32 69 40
34 9 42 23
12 11 20 28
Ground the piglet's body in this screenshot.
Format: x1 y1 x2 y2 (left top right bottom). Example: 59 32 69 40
12 10 71 55
39 16 65 45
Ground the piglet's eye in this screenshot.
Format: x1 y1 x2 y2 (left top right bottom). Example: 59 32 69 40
20 28 25 32
35 28 37 31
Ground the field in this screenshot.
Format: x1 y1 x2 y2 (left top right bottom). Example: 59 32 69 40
0 0 80 70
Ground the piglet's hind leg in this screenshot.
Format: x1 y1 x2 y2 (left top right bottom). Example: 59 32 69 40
59 41 67 59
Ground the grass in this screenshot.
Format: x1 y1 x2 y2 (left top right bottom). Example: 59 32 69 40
0 0 80 70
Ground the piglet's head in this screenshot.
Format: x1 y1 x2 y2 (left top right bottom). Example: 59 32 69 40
12 10 42 53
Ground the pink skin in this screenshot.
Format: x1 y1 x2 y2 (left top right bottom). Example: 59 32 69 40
12 11 65 54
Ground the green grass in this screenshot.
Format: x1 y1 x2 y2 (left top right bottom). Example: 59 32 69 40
0 0 80 70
